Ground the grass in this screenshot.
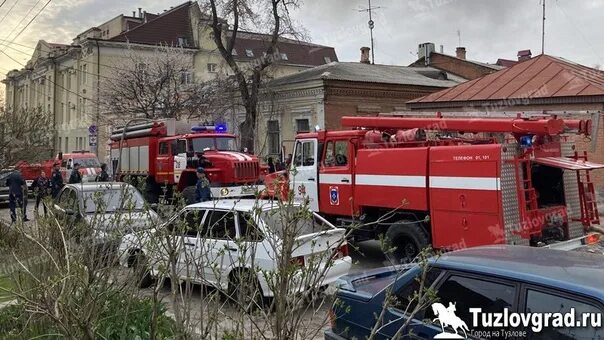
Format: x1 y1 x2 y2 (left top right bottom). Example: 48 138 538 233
0 275 14 303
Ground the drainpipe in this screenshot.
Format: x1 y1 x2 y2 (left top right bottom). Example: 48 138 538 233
95 39 101 158
52 59 57 156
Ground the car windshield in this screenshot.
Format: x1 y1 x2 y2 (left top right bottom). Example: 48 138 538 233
82 187 145 214
192 137 236 152
75 158 100 168
261 207 332 239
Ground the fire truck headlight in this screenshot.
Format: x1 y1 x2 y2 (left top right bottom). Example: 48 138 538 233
220 188 229 196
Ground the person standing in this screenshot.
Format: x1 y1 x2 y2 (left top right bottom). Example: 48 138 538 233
96 163 110 182
32 171 51 215
50 163 64 198
69 163 82 184
195 167 212 203
6 170 29 222
267 157 276 173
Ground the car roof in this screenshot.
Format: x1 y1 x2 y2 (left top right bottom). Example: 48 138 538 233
187 199 298 212
433 245 604 300
65 182 135 192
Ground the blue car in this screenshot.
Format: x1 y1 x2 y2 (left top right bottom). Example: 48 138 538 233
326 245 604 339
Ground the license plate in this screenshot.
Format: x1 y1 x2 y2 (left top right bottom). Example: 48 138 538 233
241 186 255 194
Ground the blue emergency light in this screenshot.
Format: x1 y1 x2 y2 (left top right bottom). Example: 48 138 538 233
519 135 533 148
191 123 227 133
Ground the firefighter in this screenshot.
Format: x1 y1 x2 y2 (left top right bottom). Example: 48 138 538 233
195 167 212 203
96 163 110 182
6 170 29 223
69 163 82 184
51 163 64 198
267 157 276 173
32 171 51 216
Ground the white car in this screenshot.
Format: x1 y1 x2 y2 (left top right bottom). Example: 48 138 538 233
118 199 352 302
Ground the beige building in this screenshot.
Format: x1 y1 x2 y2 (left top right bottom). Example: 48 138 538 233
2 1 337 162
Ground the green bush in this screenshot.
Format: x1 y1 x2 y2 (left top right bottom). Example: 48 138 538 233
0 291 177 339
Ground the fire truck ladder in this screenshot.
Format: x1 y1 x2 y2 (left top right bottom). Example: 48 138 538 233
513 158 540 237
574 151 601 226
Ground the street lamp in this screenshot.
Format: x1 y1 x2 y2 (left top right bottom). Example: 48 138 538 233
114 118 153 181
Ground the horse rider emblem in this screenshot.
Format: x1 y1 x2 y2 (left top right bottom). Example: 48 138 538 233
431 302 470 339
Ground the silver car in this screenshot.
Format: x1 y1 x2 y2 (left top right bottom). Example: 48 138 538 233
53 182 159 248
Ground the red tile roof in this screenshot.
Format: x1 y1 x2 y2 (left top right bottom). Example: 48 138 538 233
231 32 338 66
408 55 604 106
111 2 194 47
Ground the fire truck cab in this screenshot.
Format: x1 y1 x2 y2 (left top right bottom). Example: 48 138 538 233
287 114 603 262
110 120 265 204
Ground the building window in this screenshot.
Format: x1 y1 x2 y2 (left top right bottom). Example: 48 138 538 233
180 70 194 84
65 72 71 90
81 64 87 84
177 37 188 47
58 137 62 152
295 118 310 133
207 63 217 73
267 120 280 155
324 56 332 63
66 102 71 123
65 137 69 153
82 98 86 116
245 49 254 57
280 53 288 61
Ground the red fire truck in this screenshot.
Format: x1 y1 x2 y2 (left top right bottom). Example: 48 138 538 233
15 151 101 187
271 113 603 262
109 120 266 203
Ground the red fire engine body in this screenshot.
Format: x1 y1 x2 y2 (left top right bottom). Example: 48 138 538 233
272 114 603 261
109 120 266 203
16 151 101 187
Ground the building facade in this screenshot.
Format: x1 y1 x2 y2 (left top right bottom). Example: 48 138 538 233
2 1 337 162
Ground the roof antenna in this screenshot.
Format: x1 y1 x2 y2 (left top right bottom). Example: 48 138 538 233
358 0 381 64
457 29 461 46
541 0 546 54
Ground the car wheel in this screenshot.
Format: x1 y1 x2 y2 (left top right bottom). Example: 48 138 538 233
130 251 153 288
385 221 430 264
228 269 264 311
181 186 197 205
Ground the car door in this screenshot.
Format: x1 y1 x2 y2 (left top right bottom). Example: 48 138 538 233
290 138 319 211
319 139 354 216
177 209 206 282
379 270 520 339
173 139 187 184
520 285 604 339
197 209 238 288
54 188 80 228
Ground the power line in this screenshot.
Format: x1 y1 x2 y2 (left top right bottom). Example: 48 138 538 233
0 41 31 55
0 38 35 50
0 0 19 27
3 0 44 42
6 0 51 46
0 0 7 8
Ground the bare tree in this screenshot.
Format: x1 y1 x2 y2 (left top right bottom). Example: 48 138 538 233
98 46 221 124
204 0 304 152
0 107 54 170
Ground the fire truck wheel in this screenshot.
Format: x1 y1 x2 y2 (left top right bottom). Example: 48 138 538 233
182 186 197 205
385 222 429 264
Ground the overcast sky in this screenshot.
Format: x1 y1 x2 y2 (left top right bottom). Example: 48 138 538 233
1 0 603 82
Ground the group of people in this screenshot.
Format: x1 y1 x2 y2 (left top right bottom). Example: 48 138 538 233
4 162 110 223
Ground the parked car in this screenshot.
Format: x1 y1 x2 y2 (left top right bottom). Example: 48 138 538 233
52 182 159 247
118 199 352 303
0 169 14 202
326 245 604 340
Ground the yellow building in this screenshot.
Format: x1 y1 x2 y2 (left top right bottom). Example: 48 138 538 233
2 1 337 162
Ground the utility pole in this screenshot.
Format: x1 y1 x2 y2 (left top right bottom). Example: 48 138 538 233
541 0 546 54
358 0 381 64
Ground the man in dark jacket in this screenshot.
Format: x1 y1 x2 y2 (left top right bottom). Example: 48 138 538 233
195 167 212 203
50 163 64 198
6 170 28 222
69 163 82 184
96 163 110 182
32 171 51 215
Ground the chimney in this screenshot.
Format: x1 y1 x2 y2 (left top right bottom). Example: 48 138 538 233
132 11 136 17
440 45 444 53
456 47 466 60
417 42 435 65
138 8 142 18
517 49 532 61
360 47 370 64
143 10 147 22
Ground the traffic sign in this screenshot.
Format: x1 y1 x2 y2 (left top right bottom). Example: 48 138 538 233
89 136 97 146
88 125 97 135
